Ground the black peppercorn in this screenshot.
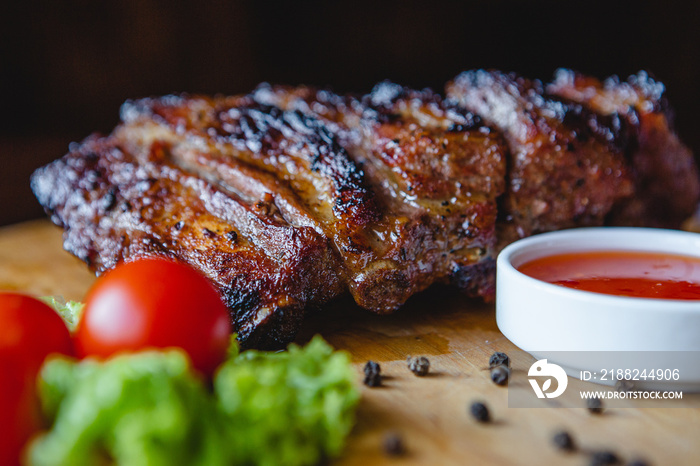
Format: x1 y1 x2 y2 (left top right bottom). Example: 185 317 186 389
490 365 509 386
382 432 405 456
489 352 510 368
587 396 604 414
589 450 620 466
469 401 490 423
552 430 575 451
364 360 380 376
407 356 430 376
363 361 381 387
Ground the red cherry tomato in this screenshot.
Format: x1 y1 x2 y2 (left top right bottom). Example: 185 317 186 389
0 293 74 465
75 258 231 376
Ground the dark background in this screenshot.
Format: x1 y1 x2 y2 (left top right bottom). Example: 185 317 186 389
2 0 699 226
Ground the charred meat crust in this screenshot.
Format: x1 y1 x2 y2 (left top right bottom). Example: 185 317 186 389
446 70 637 247
31 70 699 348
31 135 344 348
547 69 700 228
252 81 507 306
32 86 507 347
120 90 506 314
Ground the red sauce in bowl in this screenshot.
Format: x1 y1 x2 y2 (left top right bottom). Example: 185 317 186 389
517 251 700 300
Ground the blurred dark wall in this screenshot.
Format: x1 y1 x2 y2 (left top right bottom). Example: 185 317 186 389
2 0 699 226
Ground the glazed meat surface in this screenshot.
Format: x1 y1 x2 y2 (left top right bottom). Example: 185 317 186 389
547 69 700 228
32 71 699 348
446 70 635 246
251 82 507 301
32 132 345 348
32 84 507 348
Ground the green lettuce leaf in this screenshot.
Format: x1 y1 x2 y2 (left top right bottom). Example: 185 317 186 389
31 351 230 466
30 336 359 466
40 296 84 332
215 335 360 466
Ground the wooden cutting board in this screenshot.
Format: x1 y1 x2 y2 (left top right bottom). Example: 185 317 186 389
2 220 699 465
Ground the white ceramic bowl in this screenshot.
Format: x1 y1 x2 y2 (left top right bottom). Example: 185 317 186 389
496 227 700 390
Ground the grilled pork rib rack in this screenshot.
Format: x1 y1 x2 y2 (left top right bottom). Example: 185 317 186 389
32 70 700 348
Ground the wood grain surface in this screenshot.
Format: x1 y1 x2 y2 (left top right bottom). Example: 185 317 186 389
2 220 699 465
